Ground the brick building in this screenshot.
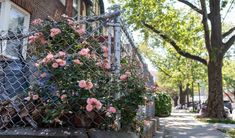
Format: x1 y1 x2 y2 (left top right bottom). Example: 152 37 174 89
0 0 104 99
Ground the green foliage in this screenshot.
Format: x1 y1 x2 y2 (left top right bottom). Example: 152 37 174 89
114 59 146 130
154 92 172 117
25 17 149 131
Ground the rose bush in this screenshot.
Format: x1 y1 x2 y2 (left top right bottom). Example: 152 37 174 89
25 17 148 132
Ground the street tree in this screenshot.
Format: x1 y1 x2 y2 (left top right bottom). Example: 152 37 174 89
116 0 235 118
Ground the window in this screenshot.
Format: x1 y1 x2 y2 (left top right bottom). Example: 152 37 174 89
0 0 30 60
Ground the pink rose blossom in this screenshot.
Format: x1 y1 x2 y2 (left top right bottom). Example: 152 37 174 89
86 98 102 110
39 37 47 45
120 74 128 81
107 107 117 113
95 101 102 110
59 60 66 66
73 59 83 65
32 18 43 25
85 81 94 90
55 58 63 63
46 53 54 61
50 28 61 37
78 48 90 57
102 46 108 53
52 62 59 68
79 80 87 88
86 104 93 112
28 35 36 44
87 98 98 105
58 51 66 57
32 94 39 100
34 32 47 44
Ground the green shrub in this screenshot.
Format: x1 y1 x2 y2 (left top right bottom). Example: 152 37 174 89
154 92 172 117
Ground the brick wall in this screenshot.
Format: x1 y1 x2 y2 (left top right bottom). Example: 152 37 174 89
11 0 66 20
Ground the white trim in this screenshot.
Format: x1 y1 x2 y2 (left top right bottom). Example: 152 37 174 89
0 0 30 59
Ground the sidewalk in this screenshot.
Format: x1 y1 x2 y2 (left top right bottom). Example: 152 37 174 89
157 110 230 138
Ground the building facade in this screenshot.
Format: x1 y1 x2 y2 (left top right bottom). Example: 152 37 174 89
0 0 104 99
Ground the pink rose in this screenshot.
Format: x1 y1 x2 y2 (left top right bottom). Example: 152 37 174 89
52 62 59 68
95 100 102 110
79 80 87 88
107 107 116 113
50 28 61 37
32 94 39 100
46 53 54 61
102 46 108 53
55 58 63 63
86 98 102 110
59 60 66 66
87 98 98 105
39 37 47 45
85 81 93 90
58 51 66 57
78 48 90 57
86 104 93 112
120 74 128 81
28 35 36 44
32 18 43 25
73 59 83 65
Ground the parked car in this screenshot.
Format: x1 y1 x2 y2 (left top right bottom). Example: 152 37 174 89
224 100 233 114
199 103 231 117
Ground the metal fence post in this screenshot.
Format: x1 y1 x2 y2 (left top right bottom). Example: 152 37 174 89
113 5 122 131
113 5 121 99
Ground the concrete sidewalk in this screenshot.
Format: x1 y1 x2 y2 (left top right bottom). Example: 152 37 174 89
159 110 230 138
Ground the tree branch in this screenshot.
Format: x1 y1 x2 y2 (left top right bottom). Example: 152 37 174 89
223 35 235 54
223 27 235 38
156 65 172 77
178 0 203 14
200 0 212 52
142 22 207 65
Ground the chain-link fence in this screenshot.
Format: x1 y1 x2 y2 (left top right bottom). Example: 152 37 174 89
0 5 155 132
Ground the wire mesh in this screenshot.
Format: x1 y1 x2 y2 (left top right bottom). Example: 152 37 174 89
0 5 154 132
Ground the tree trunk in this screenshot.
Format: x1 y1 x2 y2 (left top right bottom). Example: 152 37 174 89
186 84 190 108
206 59 225 119
179 83 185 109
